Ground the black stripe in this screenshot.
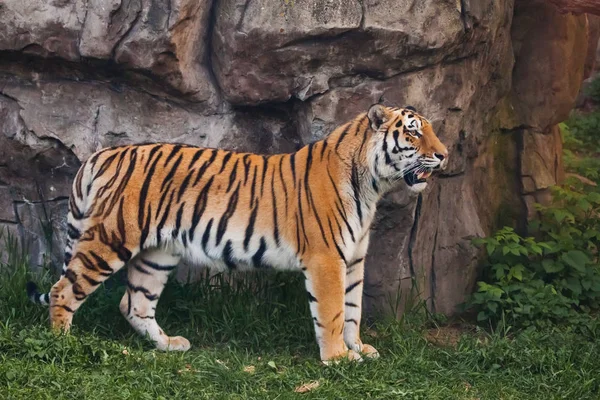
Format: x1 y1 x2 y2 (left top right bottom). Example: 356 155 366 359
242 154 251 184
218 152 233 173
297 181 310 246
133 263 152 275
70 197 84 220
141 258 177 271
89 251 113 273
270 170 280 246
320 140 328 159
202 218 213 252
335 123 351 151
216 184 240 246
177 169 195 202
156 190 175 245
295 213 302 254
333 238 347 266
278 156 289 215
65 269 77 283
144 145 162 172
222 240 237 269
188 149 204 169
307 292 318 303
249 164 258 208
160 153 184 192
182 231 188 248
117 197 127 244
243 206 258 251
383 130 393 165
345 280 363 294
163 145 183 166
67 223 81 240
345 302 359 308
127 282 158 301
139 152 163 229
226 159 239 192
351 161 363 224
193 149 218 186
101 148 138 217
134 314 155 320
82 273 101 286
189 176 215 241
392 129 401 153
140 203 153 247
345 318 358 325
94 152 119 180
64 251 72 265
332 311 342 322
289 153 296 186
172 202 186 239
52 304 74 313
260 156 268 196
348 258 364 268
252 237 269 268
126 290 132 316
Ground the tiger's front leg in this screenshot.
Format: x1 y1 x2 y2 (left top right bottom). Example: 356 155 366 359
344 257 379 359
304 255 362 363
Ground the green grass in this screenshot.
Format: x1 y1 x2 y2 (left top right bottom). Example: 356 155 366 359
1 244 600 399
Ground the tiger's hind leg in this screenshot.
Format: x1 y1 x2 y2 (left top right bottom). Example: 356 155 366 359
119 248 189 351
49 226 135 332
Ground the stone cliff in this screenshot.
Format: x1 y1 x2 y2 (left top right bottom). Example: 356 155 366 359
0 0 598 317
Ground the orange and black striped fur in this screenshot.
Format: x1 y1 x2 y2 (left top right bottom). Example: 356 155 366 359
27 104 448 362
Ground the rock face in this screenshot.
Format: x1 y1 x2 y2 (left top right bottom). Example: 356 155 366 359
0 0 597 317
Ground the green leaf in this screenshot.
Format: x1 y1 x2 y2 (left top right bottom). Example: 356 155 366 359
477 311 488 321
587 191 600 204
267 361 277 370
565 277 582 295
577 199 592 211
486 243 496 255
542 259 564 273
511 265 524 281
530 244 543 255
561 250 590 272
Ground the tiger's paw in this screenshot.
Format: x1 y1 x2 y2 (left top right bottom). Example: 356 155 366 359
322 349 363 365
361 344 380 359
158 336 191 352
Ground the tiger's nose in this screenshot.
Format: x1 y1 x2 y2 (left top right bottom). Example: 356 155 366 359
434 150 449 170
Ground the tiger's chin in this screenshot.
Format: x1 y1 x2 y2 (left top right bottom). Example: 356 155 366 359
408 181 428 193
404 169 432 193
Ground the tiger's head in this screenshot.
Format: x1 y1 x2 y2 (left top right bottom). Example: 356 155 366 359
367 104 448 193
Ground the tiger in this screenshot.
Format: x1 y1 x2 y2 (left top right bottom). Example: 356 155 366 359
26 104 448 362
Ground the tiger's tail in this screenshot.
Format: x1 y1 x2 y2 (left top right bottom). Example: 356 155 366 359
26 281 50 306
25 153 93 309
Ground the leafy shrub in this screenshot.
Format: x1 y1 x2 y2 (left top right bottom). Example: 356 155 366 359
563 113 600 153
469 179 600 329
585 76 600 104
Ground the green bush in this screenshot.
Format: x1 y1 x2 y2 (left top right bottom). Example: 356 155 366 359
469 180 600 330
585 76 600 104
563 113 600 153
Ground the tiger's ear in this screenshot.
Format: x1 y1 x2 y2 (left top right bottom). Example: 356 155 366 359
404 105 417 112
367 104 389 131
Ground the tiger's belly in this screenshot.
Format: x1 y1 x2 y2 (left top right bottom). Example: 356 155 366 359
171 231 302 272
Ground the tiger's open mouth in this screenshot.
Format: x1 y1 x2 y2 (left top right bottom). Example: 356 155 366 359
404 169 433 186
